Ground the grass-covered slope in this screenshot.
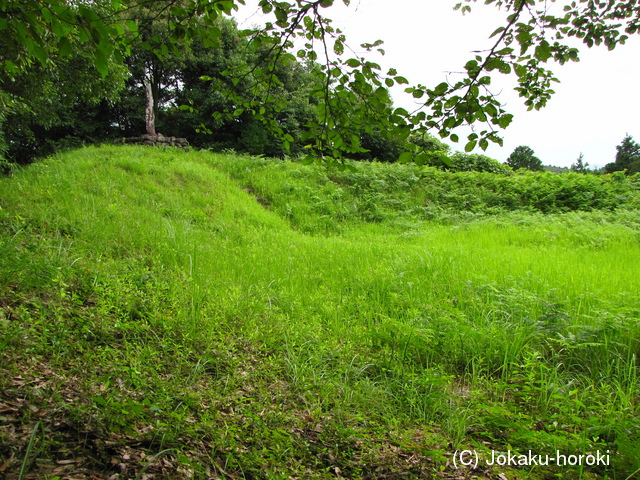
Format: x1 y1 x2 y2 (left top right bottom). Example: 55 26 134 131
1 145 639 479
212 155 640 234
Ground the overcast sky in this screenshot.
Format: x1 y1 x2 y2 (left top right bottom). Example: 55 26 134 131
234 0 640 168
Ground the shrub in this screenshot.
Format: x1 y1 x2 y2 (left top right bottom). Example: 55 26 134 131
446 153 512 174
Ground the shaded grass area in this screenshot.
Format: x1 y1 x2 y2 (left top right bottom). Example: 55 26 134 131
1 145 639 479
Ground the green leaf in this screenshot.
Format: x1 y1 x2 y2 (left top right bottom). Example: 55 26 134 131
495 47 514 56
535 41 552 62
215 1 234 15
113 22 125 36
95 53 109 78
14 21 28 41
32 45 48 65
415 152 430 166
514 63 527 78
433 82 448 95
489 26 505 38
274 7 289 25
497 114 514 128
58 37 72 57
485 57 507 72
444 97 459 109
498 62 511 74
516 31 533 54
398 152 413 164
464 59 478 72
438 152 453 166
465 140 477 152
375 86 389 101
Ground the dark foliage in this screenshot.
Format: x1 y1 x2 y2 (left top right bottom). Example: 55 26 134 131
506 145 544 171
604 134 640 174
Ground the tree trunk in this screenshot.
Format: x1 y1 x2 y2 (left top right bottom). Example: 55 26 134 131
144 74 156 136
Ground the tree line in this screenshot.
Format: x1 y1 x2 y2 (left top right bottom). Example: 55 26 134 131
505 135 640 175
0 15 315 168
2 0 640 174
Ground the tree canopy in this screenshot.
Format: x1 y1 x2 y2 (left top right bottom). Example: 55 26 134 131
604 134 640 174
506 145 543 171
570 152 590 174
2 0 640 165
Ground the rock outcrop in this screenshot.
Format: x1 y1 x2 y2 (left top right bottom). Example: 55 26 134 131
118 134 189 152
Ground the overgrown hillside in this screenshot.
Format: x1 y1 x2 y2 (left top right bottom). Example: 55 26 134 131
1 146 639 479
213 154 640 234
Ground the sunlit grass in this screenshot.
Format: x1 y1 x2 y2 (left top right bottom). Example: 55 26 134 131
1 145 638 478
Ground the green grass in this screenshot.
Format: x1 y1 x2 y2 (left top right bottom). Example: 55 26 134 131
1 145 639 479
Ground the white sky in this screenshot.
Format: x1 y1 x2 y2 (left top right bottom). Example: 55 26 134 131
234 0 640 168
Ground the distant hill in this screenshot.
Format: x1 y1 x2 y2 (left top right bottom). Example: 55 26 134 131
543 165 570 173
